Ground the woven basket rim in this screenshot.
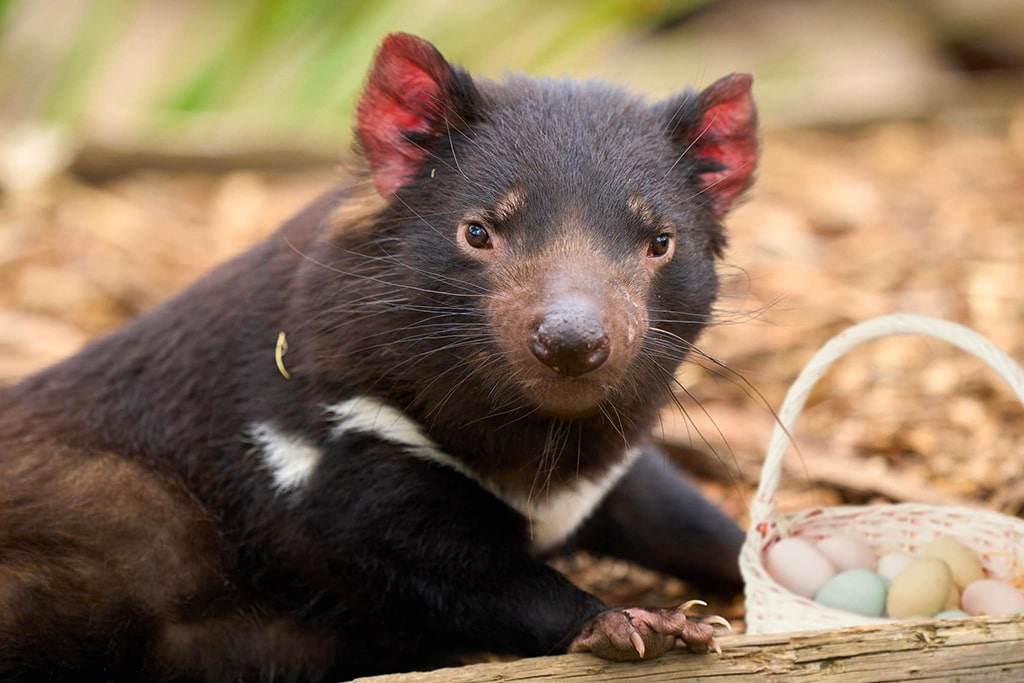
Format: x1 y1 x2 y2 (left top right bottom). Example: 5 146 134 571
748 314 1024 529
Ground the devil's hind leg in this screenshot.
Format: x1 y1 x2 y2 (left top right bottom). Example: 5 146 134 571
0 445 225 681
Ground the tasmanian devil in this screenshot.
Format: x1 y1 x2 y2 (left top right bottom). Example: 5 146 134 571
0 32 758 682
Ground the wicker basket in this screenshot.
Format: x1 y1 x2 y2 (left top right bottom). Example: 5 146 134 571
740 313 1024 634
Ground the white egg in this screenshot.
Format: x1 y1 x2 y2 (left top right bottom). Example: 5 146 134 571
877 551 915 581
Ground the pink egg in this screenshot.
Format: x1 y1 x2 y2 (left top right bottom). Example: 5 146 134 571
961 579 1024 616
816 535 878 572
765 537 837 598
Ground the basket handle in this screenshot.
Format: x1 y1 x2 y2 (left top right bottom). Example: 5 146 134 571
749 313 1024 529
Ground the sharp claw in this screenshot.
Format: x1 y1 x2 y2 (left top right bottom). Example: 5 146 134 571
709 637 722 656
705 615 732 631
679 599 708 613
629 630 646 658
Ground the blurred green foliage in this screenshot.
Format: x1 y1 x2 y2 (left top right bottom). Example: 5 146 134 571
0 0 707 148
4 0 1022 153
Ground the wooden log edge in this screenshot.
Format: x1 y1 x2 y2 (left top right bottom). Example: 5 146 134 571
352 613 1024 682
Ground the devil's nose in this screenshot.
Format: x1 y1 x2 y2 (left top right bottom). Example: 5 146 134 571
529 299 610 377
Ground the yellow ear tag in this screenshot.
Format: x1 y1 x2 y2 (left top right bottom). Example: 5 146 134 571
275 331 292 380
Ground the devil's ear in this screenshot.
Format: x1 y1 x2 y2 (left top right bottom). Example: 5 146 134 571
356 33 480 196
663 74 758 219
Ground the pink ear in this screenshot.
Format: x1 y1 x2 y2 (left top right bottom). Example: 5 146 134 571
356 34 471 196
687 74 758 219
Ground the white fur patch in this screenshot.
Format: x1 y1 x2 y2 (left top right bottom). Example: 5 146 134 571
507 447 640 552
326 396 639 552
250 422 323 492
325 397 473 478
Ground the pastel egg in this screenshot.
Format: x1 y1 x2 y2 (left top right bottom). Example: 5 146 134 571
961 579 1024 616
944 584 961 611
886 557 953 619
877 551 915 581
921 536 985 590
817 535 878 572
934 609 971 619
814 569 887 617
765 537 837 598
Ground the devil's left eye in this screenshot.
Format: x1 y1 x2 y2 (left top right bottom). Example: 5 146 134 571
648 234 672 258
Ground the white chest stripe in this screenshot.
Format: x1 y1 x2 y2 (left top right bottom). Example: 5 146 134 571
251 422 323 492
324 398 472 478
326 396 639 552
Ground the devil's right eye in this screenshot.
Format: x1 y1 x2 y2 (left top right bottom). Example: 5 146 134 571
647 233 673 258
464 223 492 249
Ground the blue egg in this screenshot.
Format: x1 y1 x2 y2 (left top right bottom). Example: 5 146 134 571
815 568 887 617
934 610 971 619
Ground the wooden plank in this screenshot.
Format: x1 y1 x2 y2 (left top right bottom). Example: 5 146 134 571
351 614 1024 682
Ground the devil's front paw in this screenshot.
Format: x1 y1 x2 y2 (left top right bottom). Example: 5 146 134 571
567 600 730 662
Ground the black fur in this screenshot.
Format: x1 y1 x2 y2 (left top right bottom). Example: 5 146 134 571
0 34 755 681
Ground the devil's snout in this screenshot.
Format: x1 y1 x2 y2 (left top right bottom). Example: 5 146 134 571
529 298 610 377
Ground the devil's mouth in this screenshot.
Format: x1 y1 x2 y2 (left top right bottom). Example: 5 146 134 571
517 368 621 419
